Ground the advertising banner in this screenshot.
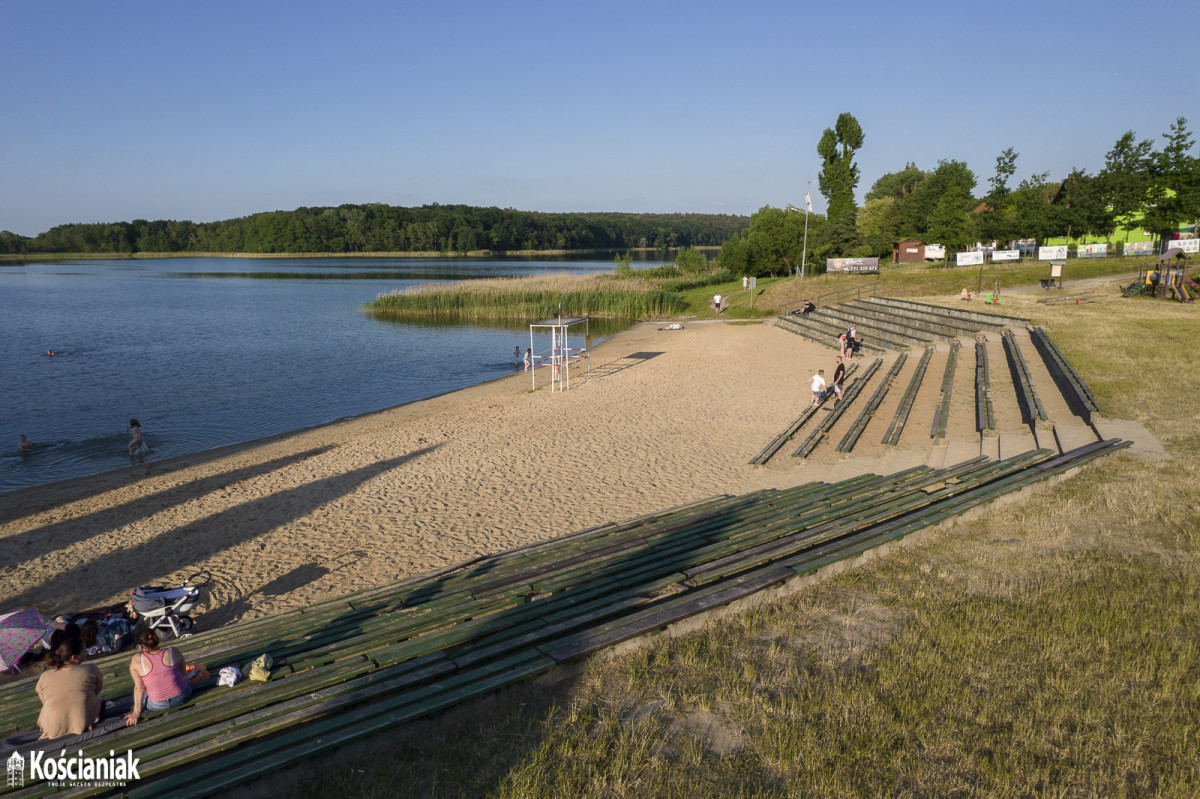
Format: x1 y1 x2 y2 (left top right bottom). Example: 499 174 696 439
1170 238 1199 254
1124 242 1154 256
991 249 1020 261
826 257 880 274
924 244 946 260
956 251 984 266
1077 243 1107 258
1039 245 1068 260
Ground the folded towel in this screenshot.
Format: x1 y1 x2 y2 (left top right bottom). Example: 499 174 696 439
218 666 241 687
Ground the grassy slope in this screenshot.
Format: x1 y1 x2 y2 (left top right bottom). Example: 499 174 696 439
299 270 1199 799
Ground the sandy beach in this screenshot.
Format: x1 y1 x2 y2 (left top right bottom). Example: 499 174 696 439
2 321 871 629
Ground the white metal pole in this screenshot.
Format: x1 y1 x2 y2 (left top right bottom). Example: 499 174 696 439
801 210 810 281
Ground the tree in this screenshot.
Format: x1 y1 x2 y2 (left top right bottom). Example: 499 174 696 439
741 206 809 277
854 197 902 257
924 184 975 253
817 113 865 229
907 160 977 237
978 148 1019 248
1054 168 1111 243
986 147 1019 201
717 233 750 276
865 163 925 203
1143 117 1200 245
1010 172 1057 244
675 247 709 274
1098 131 1153 244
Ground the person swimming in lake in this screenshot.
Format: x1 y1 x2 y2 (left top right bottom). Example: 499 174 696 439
19 434 36 453
126 418 144 456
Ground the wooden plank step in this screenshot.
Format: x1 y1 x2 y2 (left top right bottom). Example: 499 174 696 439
793 359 884 457
540 566 794 663
122 652 555 799
882 347 933 446
931 341 961 438
836 354 907 452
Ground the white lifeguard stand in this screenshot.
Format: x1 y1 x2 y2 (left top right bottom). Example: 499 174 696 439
529 314 589 391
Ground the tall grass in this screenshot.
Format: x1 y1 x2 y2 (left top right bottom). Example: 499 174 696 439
366 273 687 322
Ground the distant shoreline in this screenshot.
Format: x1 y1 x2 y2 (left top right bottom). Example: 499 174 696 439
0 246 722 263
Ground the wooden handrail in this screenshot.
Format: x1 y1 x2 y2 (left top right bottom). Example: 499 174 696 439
782 278 880 316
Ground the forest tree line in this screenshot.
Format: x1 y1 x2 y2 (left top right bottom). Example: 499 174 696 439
0 204 749 256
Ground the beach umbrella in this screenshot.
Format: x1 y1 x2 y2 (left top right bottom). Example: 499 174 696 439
0 608 47 671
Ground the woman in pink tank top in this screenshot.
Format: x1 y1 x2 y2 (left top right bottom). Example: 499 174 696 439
124 626 191 726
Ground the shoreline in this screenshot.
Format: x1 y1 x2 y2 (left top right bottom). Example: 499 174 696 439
0 246 723 263
0 354 547 509
2 319 829 630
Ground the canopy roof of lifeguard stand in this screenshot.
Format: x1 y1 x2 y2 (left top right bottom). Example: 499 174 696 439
530 316 588 327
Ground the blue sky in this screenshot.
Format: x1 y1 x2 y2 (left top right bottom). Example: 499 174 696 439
1 0 1194 237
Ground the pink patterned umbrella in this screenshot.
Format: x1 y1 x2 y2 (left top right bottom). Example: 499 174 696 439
0 608 47 671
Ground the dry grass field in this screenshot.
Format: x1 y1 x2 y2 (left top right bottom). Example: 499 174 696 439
293 277 1199 799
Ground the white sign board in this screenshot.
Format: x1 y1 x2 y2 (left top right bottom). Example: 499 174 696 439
924 244 946 260
1077 243 1107 258
1124 242 1154 256
1170 238 1200 254
991 249 1020 261
1039 245 1068 260
956 250 984 266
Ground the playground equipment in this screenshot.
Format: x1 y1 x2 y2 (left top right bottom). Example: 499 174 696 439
1124 248 1195 301
980 274 1002 305
529 313 589 391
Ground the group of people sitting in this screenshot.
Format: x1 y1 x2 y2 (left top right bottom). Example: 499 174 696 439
35 624 197 740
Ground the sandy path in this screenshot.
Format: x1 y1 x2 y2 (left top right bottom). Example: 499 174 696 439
0 322 839 628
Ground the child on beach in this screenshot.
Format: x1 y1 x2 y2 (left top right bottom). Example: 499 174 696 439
523 348 532 371
810 370 826 406
126 419 144 456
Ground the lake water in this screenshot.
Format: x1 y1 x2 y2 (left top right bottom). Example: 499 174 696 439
0 255 633 495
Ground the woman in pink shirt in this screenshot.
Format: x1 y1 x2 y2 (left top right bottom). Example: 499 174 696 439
124 627 190 725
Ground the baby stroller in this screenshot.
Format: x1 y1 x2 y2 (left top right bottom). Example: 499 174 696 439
129 571 210 639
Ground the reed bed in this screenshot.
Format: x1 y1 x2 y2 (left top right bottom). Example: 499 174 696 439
366 273 687 322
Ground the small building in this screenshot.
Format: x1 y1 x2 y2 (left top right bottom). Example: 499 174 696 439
894 240 926 263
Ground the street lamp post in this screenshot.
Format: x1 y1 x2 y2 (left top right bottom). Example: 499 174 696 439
787 180 816 280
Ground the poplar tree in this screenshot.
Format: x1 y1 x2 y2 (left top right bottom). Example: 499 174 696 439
816 113 865 230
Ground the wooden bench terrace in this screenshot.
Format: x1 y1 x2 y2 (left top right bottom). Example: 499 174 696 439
813 305 946 348
770 314 889 353
762 313 1103 464
0 437 1131 799
1027 325 1101 424
773 295 1031 355
845 299 1000 338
